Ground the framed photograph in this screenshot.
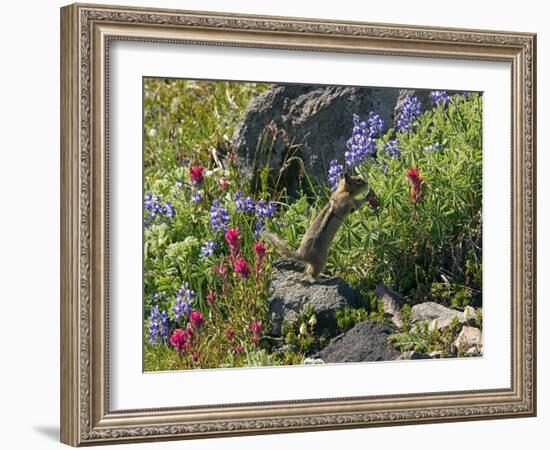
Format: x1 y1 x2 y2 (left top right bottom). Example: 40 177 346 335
60 3 537 446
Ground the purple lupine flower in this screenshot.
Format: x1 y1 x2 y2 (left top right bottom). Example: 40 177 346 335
201 239 216 258
365 112 385 138
328 159 344 191
148 305 171 345
424 142 442 152
144 193 176 226
353 113 385 138
255 199 277 219
396 94 422 133
254 219 265 238
192 190 202 204
164 201 176 219
234 191 255 213
183 282 196 300
173 286 194 322
384 139 401 158
430 90 451 107
209 199 230 232
344 114 379 168
173 297 190 322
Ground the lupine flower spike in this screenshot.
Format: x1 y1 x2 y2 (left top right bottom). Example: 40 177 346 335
396 94 422 133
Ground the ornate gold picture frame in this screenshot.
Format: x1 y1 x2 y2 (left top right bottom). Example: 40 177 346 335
60 3 536 446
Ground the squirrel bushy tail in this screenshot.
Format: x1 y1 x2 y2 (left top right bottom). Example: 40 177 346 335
261 231 300 261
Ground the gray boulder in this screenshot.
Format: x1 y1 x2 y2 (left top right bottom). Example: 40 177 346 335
233 85 419 194
267 259 359 336
410 302 476 331
313 319 399 363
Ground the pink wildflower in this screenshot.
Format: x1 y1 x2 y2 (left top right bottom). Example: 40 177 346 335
406 167 424 204
225 227 241 251
219 178 230 191
250 321 262 346
234 258 250 279
170 329 188 356
189 310 205 329
189 165 204 184
253 241 267 262
213 258 227 277
206 291 217 307
225 327 235 340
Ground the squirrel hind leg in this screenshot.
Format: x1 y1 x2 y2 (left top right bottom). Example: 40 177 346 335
305 263 322 282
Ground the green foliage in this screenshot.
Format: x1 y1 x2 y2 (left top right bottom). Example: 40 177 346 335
329 94 483 303
336 307 369 332
401 304 412 332
281 305 326 356
245 349 280 367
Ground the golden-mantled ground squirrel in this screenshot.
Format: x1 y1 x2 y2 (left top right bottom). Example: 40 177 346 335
263 172 368 280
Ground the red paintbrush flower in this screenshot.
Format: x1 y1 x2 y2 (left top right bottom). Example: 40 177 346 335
250 321 262 345
225 327 235 340
206 291 217 306
213 257 227 278
170 329 188 357
253 241 267 262
189 310 205 329
189 165 204 184
234 257 250 279
406 167 421 182
406 167 424 204
225 227 240 250
250 321 262 335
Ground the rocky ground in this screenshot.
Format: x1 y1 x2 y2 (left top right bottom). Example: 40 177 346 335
267 260 483 364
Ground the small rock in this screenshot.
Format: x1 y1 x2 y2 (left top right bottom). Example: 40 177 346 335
429 351 443 359
453 326 483 354
302 357 325 365
267 259 359 336
374 283 407 328
312 319 399 363
411 302 463 331
397 351 432 360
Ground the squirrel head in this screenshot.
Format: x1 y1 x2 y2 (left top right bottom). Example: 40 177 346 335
338 172 368 195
